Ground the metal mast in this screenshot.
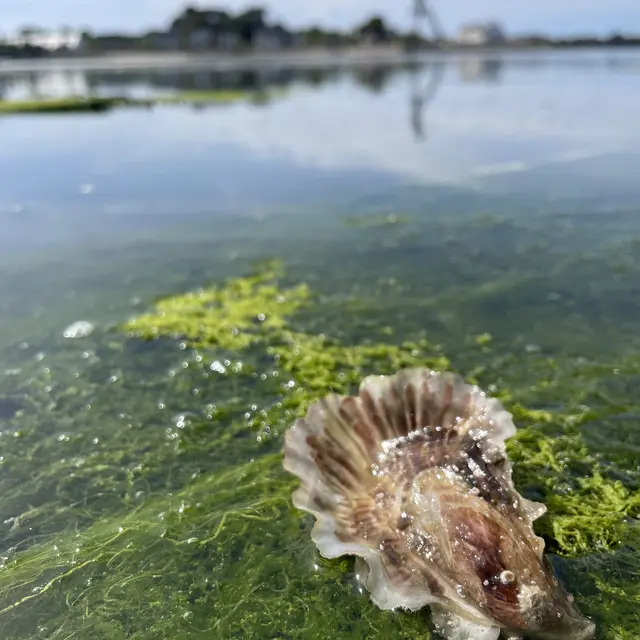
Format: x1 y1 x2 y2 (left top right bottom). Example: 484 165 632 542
407 0 446 140
413 0 445 42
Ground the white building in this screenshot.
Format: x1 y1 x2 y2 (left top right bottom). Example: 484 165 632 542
7 28 82 51
458 22 506 46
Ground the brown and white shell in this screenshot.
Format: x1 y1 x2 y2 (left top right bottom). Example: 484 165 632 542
283 369 595 640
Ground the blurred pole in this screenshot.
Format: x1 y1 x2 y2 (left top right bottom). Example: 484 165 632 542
413 0 446 43
409 60 445 140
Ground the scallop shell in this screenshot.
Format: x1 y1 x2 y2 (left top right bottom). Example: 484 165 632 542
283 369 595 640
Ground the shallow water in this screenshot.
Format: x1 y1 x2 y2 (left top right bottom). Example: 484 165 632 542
0 50 639 639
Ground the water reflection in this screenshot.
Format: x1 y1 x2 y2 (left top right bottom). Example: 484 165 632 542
1 51 640 214
457 57 503 83
409 61 445 140
0 69 91 100
348 61 446 142
0 67 302 100
2 50 640 105
352 66 396 94
0 66 338 101
0 62 450 141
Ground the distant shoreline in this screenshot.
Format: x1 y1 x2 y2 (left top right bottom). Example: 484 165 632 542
2 44 640 75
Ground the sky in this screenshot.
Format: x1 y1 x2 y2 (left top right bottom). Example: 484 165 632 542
2 0 640 37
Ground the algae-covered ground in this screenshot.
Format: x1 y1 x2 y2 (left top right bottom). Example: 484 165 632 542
0 88 280 115
0 204 639 639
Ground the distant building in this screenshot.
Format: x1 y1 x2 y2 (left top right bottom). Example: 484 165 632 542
7 28 82 51
168 8 239 51
457 22 506 46
217 31 239 50
186 27 216 50
253 25 295 51
183 27 239 51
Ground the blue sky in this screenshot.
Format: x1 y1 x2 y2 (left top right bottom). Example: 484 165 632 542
2 0 640 36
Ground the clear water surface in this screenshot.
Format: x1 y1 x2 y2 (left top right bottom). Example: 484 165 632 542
0 50 639 639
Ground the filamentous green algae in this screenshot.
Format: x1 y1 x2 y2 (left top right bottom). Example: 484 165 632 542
0 261 638 639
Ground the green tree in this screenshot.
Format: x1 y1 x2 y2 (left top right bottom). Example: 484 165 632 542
356 15 391 42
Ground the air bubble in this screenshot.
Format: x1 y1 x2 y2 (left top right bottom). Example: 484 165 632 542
210 361 226 374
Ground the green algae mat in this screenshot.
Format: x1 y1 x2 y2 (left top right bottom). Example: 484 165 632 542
0 208 639 639
0 89 282 115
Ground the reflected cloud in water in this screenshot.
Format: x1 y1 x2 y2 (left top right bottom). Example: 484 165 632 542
1 51 640 211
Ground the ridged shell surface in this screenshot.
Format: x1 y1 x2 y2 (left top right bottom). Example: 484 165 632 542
283 368 595 640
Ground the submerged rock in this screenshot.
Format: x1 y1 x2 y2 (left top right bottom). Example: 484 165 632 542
62 321 95 339
283 368 596 640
